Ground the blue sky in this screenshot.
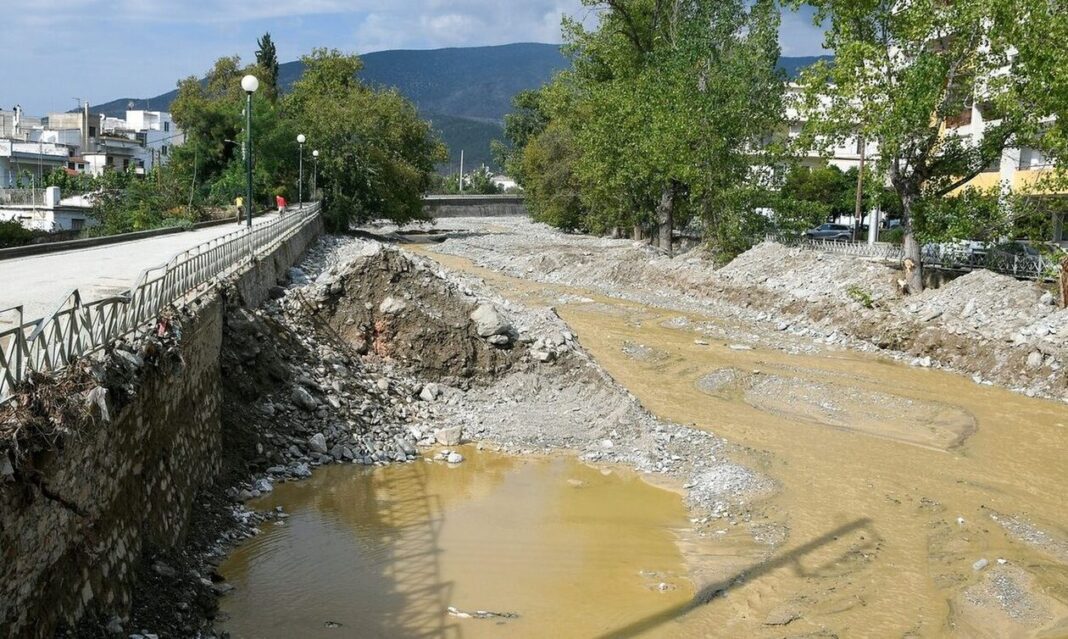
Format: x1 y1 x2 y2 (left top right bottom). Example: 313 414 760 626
3 1 827 115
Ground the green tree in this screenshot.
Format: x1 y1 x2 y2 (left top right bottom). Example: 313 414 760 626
256 33 281 102
492 89 550 181
790 0 1062 292
518 0 784 256
520 122 586 230
283 49 446 230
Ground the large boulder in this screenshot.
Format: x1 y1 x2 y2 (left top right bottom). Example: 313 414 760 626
470 304 511 337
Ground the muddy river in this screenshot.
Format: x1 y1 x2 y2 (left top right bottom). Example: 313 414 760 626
220 245 1068 638
219 449 694 638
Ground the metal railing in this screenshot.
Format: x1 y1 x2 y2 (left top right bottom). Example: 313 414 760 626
0 189 45 206
0 203 321 403
768 233 1063 282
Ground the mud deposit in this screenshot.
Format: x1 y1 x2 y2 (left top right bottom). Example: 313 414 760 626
217 448 694 638
401 225 1068 639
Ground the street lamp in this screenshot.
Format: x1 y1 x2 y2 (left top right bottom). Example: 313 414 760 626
241 74 259 228
312 149 319 201
297 133 306 210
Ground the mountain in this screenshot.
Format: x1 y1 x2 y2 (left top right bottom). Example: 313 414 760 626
92 44 829 173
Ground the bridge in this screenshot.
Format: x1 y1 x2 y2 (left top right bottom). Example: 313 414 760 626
0 206 322 403
422 194 527 218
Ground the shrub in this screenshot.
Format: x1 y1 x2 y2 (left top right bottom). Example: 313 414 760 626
0 220 33 248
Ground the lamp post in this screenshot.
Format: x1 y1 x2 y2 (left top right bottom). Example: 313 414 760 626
241 74 259 228
312 149 319 201
297 133 306 210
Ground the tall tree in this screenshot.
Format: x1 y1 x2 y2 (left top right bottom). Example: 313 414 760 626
256 32 280 102
791 0 1060 292
284 49 446 230
529 0 784 256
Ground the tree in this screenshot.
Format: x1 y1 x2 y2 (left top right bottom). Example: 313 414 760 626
256 33 281 102
521 122 585 230
791 0 1061 292
516 0 784 256
492 89 550 181
283 49 446 230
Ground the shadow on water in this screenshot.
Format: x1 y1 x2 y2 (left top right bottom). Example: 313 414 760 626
221 459 464 639
593 518 876 639
358 461 464 639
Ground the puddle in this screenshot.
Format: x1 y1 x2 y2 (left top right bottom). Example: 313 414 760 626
218 449 695 638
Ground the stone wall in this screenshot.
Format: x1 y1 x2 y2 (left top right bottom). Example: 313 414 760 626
423 195 528 218
0 213 322 638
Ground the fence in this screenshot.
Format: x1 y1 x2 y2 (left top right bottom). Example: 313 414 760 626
0 189 45 207
769 233 1062 282
0 203 321 403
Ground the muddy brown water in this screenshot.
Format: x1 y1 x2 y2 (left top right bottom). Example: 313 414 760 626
218 449 694 638
220 245 1068 638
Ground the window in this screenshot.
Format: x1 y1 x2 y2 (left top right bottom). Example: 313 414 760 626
161 145 168 156
1018 147 1050 170
89 126 97 137
164 121 170 132
71 219 85 231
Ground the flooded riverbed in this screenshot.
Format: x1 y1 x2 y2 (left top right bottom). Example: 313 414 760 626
219 449 695 638
218 238 1068 639
407 245 1068 638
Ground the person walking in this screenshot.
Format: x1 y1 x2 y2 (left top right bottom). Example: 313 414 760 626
275 194 287 212
234 196 244 224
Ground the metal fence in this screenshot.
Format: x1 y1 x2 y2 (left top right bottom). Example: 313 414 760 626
0 203 321 403
768 233 1062 282
0 189 45 207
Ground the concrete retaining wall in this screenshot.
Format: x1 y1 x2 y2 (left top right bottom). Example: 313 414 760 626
0 214 322 637
423 195 528 218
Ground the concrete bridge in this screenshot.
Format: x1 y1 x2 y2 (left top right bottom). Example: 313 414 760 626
423 194 527 218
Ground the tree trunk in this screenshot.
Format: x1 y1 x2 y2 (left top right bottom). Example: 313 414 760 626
1060 256 1068 309
900 192 923 294
656 182 675 256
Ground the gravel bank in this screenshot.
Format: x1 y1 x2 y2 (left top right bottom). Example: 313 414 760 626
418 216 1066 401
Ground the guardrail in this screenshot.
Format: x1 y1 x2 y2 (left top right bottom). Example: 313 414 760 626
768 233 1062 282
0 203 321 403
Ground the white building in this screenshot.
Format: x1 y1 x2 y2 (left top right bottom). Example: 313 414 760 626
0 186 95 232
120 110 183 171
0 139 70 187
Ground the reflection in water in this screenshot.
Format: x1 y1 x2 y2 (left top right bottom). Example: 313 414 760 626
219 449 694 638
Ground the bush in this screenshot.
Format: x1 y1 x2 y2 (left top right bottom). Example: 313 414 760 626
881 227 905 245
0 220 33 248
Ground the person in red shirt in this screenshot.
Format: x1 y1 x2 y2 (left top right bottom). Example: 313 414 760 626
275 194 287 211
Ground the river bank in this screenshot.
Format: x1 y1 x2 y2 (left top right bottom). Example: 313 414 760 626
420 216 1066 402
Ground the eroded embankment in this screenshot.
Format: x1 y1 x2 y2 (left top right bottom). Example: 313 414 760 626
425 217 1066 402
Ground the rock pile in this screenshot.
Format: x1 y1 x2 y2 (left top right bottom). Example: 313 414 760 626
424 216 1066 401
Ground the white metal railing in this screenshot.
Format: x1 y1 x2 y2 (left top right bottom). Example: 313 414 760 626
0 203 321 403
769 233 1063 282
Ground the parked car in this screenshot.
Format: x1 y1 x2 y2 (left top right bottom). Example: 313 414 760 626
804 223 853 241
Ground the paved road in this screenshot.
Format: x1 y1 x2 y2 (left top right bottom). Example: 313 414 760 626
0 214 280 325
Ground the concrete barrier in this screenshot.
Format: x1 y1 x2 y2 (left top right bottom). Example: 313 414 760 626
423 194 528 218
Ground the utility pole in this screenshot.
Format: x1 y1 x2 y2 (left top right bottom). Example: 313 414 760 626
854 134 865 243
459 149 464 194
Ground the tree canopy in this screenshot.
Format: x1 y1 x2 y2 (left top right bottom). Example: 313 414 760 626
504 0 786 260
790 0 1067 291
